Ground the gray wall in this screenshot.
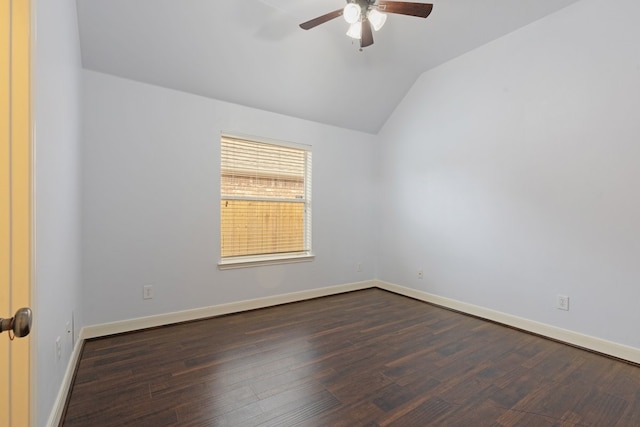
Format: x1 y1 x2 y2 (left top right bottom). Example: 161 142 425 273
377 0 640 348
34 0 83 425
80 70 377 326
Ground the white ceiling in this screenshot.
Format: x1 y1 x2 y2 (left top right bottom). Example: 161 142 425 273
76 0 582 134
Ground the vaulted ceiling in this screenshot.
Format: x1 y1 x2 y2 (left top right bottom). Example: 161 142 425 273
76 0 582 133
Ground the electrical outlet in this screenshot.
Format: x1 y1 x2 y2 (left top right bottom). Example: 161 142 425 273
356 263 362 272
143 285 153 299
557 295 570 311
418 270 423 279
55 336 62 360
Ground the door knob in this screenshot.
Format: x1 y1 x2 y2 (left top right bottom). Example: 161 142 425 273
1 307 32 338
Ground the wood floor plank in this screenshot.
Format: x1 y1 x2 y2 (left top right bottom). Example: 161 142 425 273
61 289 640 426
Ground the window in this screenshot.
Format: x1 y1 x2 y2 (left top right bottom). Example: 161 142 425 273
219 133 313 268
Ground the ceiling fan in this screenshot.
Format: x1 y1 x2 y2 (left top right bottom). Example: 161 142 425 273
299 0 433 49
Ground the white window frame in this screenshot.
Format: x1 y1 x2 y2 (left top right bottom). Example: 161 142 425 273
218 132 314 269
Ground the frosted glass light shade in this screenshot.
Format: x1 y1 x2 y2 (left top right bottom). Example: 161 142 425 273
343 3 362 24
368 9 387 31
346 22 362 39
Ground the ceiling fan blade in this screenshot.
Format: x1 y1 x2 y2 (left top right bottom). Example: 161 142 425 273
376 1 433 18
299 9 343 30
361 18 374 48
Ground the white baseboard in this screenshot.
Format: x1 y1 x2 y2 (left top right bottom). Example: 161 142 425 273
81 280 376 339
49 279 640 427
49 280 375 425
375 280 640 365
45 337 84 427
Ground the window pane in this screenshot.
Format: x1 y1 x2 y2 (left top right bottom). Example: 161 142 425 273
220 134 311 260
221 174 304 200
222 137 305 200
221 200 305 257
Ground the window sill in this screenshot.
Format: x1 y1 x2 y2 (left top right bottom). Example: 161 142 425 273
218 253 315 270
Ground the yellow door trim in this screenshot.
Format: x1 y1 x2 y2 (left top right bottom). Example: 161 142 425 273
0 0 12 421
11 2 32 425
1 0 32 425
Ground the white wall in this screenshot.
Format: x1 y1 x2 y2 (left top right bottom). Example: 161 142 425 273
81 70 377 326
33 0 83 425
377 0 640 348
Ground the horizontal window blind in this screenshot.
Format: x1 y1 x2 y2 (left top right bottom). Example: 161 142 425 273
221 135 311 259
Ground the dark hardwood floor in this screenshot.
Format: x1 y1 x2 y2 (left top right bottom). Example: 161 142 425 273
61 288 640 426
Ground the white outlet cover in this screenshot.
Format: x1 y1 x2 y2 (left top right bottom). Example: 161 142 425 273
557 295 570 311
143 285 153 299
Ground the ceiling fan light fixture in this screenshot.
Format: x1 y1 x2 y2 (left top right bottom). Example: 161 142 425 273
346 22 362 39
367 9 387 31
299 1 434 49
343 3 362 25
